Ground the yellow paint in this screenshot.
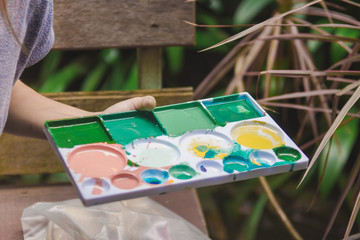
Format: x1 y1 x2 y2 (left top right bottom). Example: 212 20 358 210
232 124 282 149
190 143 228 160
251 158 261 166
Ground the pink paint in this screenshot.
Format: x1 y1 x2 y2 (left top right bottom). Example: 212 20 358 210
67 143 127 181
111 173 140 189
92 179 103 195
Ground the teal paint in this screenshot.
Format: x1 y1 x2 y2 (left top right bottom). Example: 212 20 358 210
45 117 114 148
231 142 253 159
195 145 218 158
202 94 263 125
223 156 250 173
169 165 196 180
154 102 217 137
101 111 165 145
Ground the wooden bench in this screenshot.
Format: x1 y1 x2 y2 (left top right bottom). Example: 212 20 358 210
0 1 208 238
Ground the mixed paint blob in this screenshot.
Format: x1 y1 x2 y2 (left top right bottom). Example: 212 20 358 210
46 93 307 204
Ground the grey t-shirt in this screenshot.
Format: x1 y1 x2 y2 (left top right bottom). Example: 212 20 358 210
0 0 54 135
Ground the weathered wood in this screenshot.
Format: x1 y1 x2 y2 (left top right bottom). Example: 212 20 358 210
0 185 208 239
137 47 163 89
0 88 193 175
52 0 195 50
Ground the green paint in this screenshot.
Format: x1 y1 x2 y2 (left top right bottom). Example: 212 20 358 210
273 146 301 162
101 111 165 145
203 95 262 125
195 145 208 152
154 102 217 137
169 165 196 180
45 117 113 148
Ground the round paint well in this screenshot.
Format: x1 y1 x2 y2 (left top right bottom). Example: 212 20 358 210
223 156 249 173
249 151 277 166
140 169 169 184
169 165 196 180
82 178 110 195
125 139 180 167
196 161 222 173
230 121 283 150
274 146 301 162
179 130 233 160
67 143 127 180
111 173 139 190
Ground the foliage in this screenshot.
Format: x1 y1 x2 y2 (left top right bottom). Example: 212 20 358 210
193 0 360 239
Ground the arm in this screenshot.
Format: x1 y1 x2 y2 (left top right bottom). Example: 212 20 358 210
4 80 156 139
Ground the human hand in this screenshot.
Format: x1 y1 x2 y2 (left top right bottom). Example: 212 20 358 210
101 96 156 114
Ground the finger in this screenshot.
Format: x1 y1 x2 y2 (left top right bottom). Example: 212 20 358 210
133 96 157 111
102 96 156 114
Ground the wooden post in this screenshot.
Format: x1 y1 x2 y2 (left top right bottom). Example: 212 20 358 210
137 47 162 89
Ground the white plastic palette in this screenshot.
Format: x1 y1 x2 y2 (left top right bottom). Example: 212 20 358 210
45 93 309 206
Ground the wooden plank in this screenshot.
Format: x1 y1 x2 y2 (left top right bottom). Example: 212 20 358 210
0 88 193 175
52 0 195 50
0 185 208 238
137 47 162 89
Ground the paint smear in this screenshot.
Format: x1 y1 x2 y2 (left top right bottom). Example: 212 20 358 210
154 102 217 137
111 173 139 189
274 146 301 162
204 98 262 125
46 117 113 148
250 151 277 166
231 123 283 149
126 139 180 167
196 160 222 173
180 131 233 160
67 143 127 181
102 111 165 145
141 169 169 184
223 156 250 173
92 179 104 195
169 165 196 180
82 178 110 196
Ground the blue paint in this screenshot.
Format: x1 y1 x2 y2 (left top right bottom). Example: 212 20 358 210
140 169 169 185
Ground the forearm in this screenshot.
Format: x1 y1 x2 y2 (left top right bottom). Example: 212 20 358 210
4 80 156 139
4 80 93 139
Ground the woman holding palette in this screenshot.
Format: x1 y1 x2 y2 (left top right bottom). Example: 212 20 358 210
0 0 156 139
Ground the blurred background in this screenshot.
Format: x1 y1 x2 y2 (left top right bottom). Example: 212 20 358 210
19 0 360 239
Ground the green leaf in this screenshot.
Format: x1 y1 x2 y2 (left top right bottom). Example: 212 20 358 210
319 118 359 198
331 27 360 63
165 47 184 75
100 48 120 64
81 62 108 91
38 51 63 87
233 0 273 24
122 63 138 90
38 61 87 92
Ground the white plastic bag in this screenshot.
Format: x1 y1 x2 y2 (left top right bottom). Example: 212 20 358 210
21 197 210 240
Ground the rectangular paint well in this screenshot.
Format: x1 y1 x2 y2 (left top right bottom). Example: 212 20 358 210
154 102 217 137
202 94 263 125
45 117 114 148
101 111 165 144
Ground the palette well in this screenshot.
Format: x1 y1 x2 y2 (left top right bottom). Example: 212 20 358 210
44 92 309 206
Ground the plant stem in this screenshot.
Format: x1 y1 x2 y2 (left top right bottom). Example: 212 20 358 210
259 176 303 240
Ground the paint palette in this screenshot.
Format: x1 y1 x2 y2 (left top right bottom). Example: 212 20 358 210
44 93 308 206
